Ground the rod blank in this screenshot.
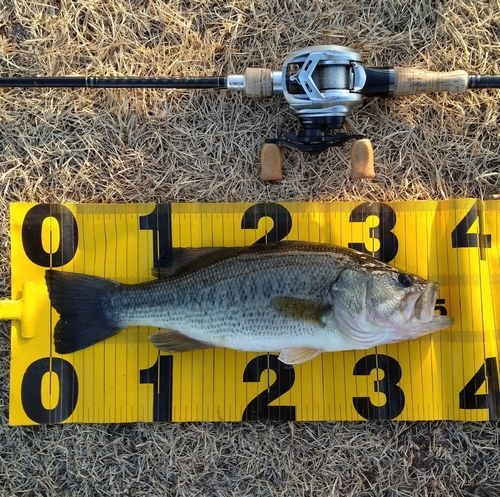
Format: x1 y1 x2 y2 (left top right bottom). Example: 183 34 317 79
0 76 228 89
468 75 500 89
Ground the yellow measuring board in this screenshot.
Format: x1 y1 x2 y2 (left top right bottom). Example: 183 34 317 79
7 201 500 425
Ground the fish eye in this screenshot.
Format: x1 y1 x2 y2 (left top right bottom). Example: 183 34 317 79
398 273 413 288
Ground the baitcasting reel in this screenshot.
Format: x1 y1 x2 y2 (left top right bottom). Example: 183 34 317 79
226 44 485 154
228 45 369 153
273 45 368 152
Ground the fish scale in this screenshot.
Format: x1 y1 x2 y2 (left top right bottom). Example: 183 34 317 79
46 241 454 364
109 255 340 343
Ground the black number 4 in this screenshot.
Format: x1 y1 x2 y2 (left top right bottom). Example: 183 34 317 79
451 202 491 249
459 357 500 420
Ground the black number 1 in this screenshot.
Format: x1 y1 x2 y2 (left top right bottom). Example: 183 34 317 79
139 204 173 270
140 355 174 422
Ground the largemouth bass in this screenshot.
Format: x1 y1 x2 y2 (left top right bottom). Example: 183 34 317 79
45 242 454 364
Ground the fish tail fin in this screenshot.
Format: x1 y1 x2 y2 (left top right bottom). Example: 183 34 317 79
45 269 122 353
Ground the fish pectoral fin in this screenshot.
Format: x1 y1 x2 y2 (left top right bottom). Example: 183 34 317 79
149 329 213 352
271 297 328 325
278 348 323 365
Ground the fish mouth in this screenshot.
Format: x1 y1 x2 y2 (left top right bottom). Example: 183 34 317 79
402 281 454 331
414 282 438 323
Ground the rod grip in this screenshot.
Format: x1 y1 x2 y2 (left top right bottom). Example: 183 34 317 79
394 68 468 96
243 68 273 97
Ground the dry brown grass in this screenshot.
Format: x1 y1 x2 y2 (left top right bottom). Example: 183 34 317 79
1 0 500 495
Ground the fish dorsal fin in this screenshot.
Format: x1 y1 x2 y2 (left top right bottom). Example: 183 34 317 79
152 247 234 278
278 348 323 365
271 297 328 325
153 242 321 279
152 247 225 278
153 243 300 279
149 329 213 352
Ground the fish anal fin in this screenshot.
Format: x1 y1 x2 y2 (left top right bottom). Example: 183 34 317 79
149 329 213 352
278 347 323 365
272 297 327 325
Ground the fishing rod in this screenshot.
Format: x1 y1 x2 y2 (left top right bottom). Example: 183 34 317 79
1 45 500 156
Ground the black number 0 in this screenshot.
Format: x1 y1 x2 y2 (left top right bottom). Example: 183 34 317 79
19 205 79 423
21 358 78 423
22 204 78 267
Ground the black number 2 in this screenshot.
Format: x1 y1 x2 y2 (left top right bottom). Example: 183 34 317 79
240 205 294 420
242 355 296 421
241 203 292 244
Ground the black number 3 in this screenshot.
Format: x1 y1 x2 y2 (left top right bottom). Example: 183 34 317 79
348 203 398 263
352 354 405 420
